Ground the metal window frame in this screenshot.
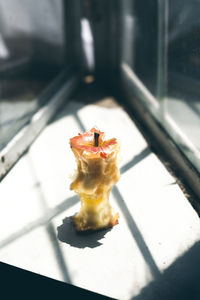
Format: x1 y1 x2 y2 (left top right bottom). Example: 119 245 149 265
118 0 200 205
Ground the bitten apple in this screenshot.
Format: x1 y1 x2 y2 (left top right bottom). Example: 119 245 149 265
70 127 120 231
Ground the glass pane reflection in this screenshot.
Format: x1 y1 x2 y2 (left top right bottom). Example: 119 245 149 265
0 66 60 151
166 0 200 156
122 0 158 97
0 0 66 150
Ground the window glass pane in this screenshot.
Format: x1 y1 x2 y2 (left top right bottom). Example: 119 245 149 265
166 0 200 169
0 66 61 151
122 0 158 97
0 0 67 151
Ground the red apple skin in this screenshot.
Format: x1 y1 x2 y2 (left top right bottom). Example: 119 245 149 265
70 127 119 159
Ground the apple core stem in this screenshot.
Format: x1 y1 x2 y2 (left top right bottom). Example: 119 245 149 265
94 132 100 147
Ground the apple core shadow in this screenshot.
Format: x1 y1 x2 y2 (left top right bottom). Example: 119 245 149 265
57 216 113 248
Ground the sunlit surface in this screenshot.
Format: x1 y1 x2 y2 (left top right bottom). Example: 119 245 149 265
0 84 200 299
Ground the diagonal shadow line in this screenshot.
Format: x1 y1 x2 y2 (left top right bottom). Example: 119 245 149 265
73 109 159 277
131 241 200 300
27 153 74 285
0 195 79 250
112 186 160 279
74 112 86 132
46 222 72 284
120 147 151 175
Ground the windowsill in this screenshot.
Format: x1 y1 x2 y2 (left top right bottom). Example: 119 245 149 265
0 83 199 299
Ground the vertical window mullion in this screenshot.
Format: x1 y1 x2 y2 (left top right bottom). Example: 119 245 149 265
157 0 168 120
